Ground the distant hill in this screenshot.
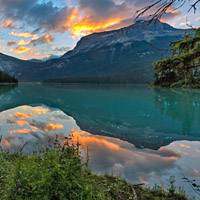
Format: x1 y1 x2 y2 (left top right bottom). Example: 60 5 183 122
28 55 61 63
0 20 191 83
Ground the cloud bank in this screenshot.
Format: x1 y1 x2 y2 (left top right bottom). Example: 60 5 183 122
0 0 181 36
0 0 186 59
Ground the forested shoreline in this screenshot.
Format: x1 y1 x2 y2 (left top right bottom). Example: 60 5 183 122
153 29 200 88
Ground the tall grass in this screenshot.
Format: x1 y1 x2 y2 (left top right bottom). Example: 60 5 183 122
0 136 189 200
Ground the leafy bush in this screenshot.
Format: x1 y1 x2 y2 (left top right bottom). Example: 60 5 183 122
0 137 189 200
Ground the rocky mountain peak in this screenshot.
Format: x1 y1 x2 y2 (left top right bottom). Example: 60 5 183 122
62 20 186 59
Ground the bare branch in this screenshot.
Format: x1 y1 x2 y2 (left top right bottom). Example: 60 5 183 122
135 0 200 22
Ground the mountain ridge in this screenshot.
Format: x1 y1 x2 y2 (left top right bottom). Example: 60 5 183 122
0 20 191 82
62 20 189 59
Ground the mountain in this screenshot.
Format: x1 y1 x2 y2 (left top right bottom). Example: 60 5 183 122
62 20 185 59
0 52 39 80
28 55 61 63
0 70 18 83
0 20 191 82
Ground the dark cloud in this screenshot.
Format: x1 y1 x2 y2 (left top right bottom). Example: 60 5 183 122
0 19 21 29
29 34 55 46
54 46 71 53
6 118 16 124
0 0 75 33
0 0 181 36
7 41 17 47
7 33 55 47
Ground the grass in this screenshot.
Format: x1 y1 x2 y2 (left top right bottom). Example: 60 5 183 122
0 137 189 200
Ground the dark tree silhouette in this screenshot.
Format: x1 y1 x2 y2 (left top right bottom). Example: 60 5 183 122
135 0 200 21
0 70 18 83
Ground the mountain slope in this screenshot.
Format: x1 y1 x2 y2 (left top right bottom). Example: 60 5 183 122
62 20 186 59
28 55 61 63
0 20 191 82
0 53 40 80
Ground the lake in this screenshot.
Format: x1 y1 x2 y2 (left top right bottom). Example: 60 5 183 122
0 84 200 198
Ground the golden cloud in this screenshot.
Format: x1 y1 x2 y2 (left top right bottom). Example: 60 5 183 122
32 107 50 115
10 112 33 119
44 123 64 132
71 18 121 37
11 46 34 54
9 31 38 39
8 128 33 135
16 120 30 127
8 33 54 50
179 144 191 149
1 19 20 29
17 39 30 46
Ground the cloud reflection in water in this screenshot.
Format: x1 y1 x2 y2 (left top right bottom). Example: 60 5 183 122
0 105 200 196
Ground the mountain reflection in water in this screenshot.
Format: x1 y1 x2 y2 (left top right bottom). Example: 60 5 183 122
0 84 200 150
0 105 200 198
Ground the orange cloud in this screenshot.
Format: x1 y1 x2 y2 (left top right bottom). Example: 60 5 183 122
1 19 20 29
42 34 54 43
1 138 11 147
71 18 120 37
9 31 38 39
16 120 30 126
71 129 121 151
17 39 30 46
8 120 38 135
11 46 34 54
10 112 33 119
44 123 64 132
32 107 50 115
179 144 191 149
193 169 200 177
8 128 33 135
1 19 12 27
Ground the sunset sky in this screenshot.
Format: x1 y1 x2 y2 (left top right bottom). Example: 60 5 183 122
0 0 200 60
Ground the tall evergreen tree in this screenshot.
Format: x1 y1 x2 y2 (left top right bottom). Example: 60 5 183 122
153 29 200 87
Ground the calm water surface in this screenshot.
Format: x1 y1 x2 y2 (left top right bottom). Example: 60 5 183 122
0 84 200 197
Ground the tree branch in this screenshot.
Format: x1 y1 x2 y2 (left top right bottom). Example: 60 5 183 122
135 0 200 22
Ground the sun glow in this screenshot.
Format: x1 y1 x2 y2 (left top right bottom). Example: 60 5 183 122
71 19 120 37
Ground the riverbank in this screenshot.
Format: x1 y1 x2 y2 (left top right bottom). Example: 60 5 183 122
0 140 188 200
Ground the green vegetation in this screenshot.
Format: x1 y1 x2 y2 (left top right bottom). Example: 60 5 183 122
43 66 153 85
0 137 189 200
0 70 18 83
153 29 200 88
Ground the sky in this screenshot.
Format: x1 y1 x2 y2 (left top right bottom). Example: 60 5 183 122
0 0 200 60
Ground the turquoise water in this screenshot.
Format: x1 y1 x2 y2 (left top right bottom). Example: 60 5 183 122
0 84 200 197
1 84 200 148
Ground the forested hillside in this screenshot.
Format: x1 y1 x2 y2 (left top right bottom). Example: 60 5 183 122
0 70 18 83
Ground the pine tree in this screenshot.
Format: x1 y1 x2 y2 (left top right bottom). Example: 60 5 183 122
153 29 200 88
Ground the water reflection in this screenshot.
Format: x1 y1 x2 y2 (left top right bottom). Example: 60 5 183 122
154 88 200 136
0 105 74 152
0 105 200 198
0 84 200 149
0 84 17 95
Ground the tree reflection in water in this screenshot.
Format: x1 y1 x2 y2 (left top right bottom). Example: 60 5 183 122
154 88 200 136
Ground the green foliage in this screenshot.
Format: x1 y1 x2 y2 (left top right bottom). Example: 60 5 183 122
43 66 154 85
0 138 189 200
153 29 200 88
